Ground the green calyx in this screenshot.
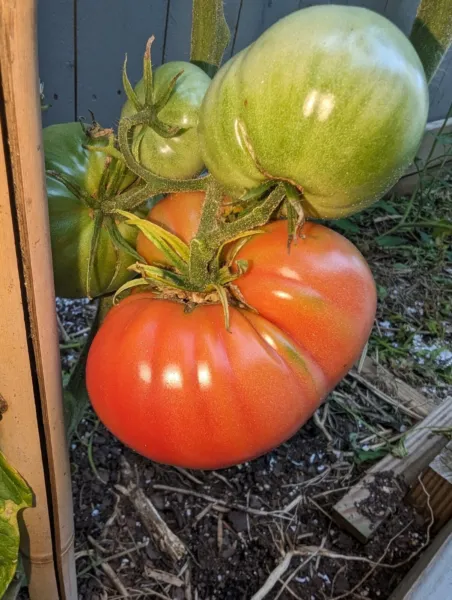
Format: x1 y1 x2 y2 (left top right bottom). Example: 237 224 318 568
122 37 186 140
113 181 288 328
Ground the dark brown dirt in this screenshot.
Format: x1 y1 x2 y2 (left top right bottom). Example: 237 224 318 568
68 414 429 600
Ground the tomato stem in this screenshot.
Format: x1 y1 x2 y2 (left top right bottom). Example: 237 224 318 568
187 183 286 289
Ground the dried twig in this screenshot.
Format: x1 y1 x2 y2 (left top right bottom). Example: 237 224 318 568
313 405 333 443
348 370 425 420
250 551 297 600
144 567 184 587
78 542 149 577
153 484 302 518
101 562 130 597
101 491 121 540
116 458 186 562
173 466 204 486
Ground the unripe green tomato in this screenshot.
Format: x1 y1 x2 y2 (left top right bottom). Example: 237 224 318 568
198 5 429 219
121 61 211 180
44 123 139 298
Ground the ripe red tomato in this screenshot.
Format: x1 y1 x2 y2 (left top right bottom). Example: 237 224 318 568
87 194 376 469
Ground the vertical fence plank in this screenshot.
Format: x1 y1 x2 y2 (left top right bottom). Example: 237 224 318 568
0 1 77 597
233 0 300 54
345 0 386 12
163 0 192 63
37 0 75 125
384 0 419 35
221 0 242 61
429 46 452 120
76 0 168 127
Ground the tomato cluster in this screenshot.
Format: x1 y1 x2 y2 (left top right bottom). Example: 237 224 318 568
45 5 428 469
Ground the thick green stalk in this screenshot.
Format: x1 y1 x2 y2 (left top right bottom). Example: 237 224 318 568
190 0 230 77
188 184 286 289
410 0 452 82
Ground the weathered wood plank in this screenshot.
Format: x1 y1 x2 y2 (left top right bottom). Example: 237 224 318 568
76 0 168 127
163 0 192 63
394 116 452 195
233 0 300 54
389 519 452 600
223 0 242 61
384 0 418 35
429 46 452 121
345 0 387 13
408 442 452 533
332 398 452 543
354 357 437 419
37 0 75 125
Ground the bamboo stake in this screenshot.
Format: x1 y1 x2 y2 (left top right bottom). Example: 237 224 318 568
0 1 77 598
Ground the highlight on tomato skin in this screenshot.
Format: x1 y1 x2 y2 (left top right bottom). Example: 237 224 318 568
87 206 376 470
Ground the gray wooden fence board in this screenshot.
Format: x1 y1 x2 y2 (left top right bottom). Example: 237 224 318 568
429 46 452 121
384 0 418 35
223 0 242 60
76 0 168 128
163 0 192 63
38 0 75 126
37 0 452 127
233 0 300 54
345 0 387 13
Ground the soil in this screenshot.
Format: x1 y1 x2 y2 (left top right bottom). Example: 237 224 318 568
53 297 432 600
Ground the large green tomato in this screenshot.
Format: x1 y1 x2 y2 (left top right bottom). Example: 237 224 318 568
44 123 140 298
121 62 211 180
198 6 429 219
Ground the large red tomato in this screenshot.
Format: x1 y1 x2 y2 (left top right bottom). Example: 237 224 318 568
87 194 376 469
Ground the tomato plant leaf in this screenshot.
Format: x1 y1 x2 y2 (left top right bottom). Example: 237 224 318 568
113 278 152 303
105 218 143 263
122 55 142 111
190 0 230 78
116 210 190 273
376 235 410 247
334 219 360 233
0 453 32 598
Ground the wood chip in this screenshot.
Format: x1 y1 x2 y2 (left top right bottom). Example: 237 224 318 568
144 567 184 587
116 457 186 562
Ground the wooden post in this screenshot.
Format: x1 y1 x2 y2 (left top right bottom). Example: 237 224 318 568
0 0 77 598
332 398 452 543
408 442 452 534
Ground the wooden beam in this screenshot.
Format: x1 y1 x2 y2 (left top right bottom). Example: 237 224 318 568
389 518 452 600
332 398 452 543
0 0 77 598
352 357 436 420
408 442 452 534
393 117 452 196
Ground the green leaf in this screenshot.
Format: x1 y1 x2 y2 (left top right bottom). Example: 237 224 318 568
122 55 142 111
354 448 388 464
190 0 230 77
377 285 388 301
377 235 409 247
410 0 452 82
391 437 408 458
113 278 151 303
133 263 189 291
116 210 190 273
334 218 360 233
0 453 32 598
375 199 399 215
